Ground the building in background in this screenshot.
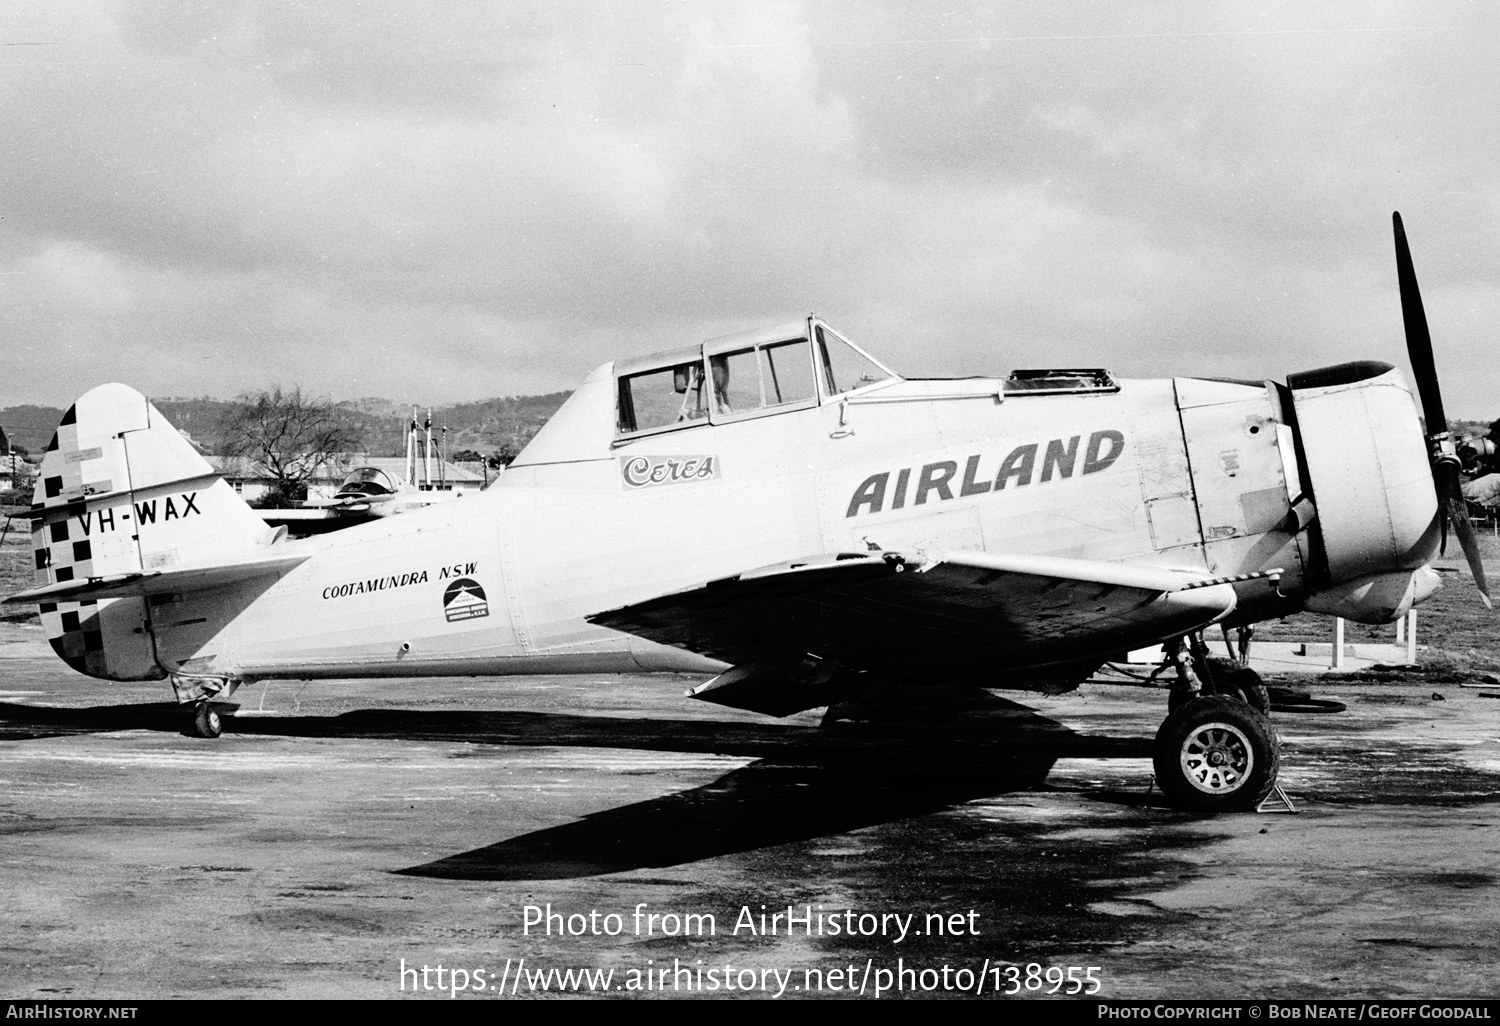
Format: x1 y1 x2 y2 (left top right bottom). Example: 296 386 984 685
208 455 484 506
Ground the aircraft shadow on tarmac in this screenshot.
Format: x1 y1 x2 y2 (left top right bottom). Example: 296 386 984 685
0 687 1155 880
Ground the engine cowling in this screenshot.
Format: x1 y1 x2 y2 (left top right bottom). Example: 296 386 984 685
1286 361 1442 622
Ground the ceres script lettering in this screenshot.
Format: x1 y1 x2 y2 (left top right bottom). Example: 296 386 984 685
620 455 719 489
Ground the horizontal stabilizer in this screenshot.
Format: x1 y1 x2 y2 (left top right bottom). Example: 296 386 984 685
4 553 309 605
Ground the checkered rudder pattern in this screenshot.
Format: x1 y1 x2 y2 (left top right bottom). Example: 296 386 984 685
28 403 156 680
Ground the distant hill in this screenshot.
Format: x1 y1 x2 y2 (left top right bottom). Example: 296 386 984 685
150 398 246 454
1 391 572 460
0 405 65 453
420 392 575 456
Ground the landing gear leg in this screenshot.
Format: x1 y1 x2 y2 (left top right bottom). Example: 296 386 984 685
1165 637 1204 714
1173 631 1271 715
193 702 222 739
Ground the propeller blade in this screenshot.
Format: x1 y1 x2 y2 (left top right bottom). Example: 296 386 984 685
1436 459 1493 607
1393 212 1490 607
1393 211 1448 436
1447 497 1492 608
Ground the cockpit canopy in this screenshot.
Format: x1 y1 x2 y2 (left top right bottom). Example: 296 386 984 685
334 467 399 498
614 318 897 439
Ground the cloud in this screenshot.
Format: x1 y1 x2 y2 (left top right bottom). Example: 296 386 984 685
0 1 1495 417
21 241 137 316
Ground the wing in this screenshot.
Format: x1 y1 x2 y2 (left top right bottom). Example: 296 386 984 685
256 508 340 521
588 550 1262 715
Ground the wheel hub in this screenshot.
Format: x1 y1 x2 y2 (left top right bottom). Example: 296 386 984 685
1179 721 1254 794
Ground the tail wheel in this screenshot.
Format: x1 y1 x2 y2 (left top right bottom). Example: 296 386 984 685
1153 695 1279 813
193 703 222 739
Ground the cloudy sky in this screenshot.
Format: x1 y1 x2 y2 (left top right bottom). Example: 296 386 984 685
1 1 1496 415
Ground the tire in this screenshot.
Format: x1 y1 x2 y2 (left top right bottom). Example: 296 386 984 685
194 703 222 739
1221 667 1272 717
1153 695 1279 813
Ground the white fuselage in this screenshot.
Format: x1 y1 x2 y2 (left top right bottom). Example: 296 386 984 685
163 371 1316 684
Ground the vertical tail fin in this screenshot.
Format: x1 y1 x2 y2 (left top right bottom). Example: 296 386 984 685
28 384 274 680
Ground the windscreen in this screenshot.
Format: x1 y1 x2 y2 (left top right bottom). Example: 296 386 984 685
817 326 895 395
336 467 396 496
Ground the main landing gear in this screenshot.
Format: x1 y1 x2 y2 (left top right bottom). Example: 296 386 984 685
1152 631 1279 812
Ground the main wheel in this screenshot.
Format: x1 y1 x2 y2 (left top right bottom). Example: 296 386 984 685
193 703 222 739
1153 695 1279 813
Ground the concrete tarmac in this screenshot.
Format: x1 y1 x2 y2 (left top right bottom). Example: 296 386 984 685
2 620 1499 1000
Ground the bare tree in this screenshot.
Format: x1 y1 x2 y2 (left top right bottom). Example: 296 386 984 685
217 386 365 507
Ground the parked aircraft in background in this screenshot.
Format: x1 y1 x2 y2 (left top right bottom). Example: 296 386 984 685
258 413 481 535
5 215 1487 813
260 465 479 534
